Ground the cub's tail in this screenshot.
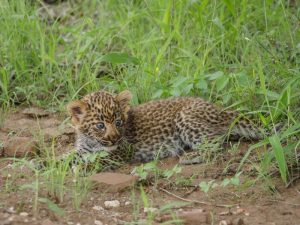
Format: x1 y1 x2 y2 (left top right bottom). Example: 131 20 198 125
227 115 281 141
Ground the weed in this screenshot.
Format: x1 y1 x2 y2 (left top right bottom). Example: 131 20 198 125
199 172 242 194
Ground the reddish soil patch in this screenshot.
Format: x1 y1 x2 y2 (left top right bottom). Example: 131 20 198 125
0 107 75 158
0 108 300 225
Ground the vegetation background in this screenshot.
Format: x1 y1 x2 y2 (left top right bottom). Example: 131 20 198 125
0 0 300 186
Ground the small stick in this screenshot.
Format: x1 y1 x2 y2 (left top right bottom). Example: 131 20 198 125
286 175 300 188
182 185 198 197
159 188 237 208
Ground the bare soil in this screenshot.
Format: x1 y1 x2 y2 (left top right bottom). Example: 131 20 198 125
0 108 300 225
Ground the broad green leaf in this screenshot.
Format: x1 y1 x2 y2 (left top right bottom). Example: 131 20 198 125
216 75 229 92
196 78 208 90
199 181 210 193
152 89 164 99
206 71 224 80
38 198 65 216
269 135 288 184
171 76 188 88
170 88 181 97
220 178 230 187
101 53 140 65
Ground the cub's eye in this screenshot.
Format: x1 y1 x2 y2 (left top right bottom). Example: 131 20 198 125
115 119 122 127
96 122 105 130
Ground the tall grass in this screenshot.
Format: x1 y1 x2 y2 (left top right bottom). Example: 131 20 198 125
0 0 299 182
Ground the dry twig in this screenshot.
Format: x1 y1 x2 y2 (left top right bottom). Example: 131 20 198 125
159 188 237 208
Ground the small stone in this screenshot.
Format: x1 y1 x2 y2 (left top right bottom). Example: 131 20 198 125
3 137 37 157
234 208 245 215
219 220 228 225
89 172 138 192
93 205 104 211
104 200 120 209
143 207 158 213
94 220 103 225
125 201 131 206
7 207 15 214
67 222 74 225
19 212 29 217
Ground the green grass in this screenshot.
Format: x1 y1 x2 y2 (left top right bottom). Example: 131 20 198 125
0 0 300 183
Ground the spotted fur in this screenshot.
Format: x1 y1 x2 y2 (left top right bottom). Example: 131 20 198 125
67 90 264 166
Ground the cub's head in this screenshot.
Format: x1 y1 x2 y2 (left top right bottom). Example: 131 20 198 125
67 90 132 153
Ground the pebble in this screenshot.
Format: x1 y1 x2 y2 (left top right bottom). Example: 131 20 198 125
20 212 29 217
7 207 15 214
219 220 228 225
143 207 158 213
93 205 104 211
104 200 120 209
94 220 103 225
89 172 138 192
124 201 131 206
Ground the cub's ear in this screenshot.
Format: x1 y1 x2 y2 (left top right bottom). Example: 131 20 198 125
116 90 132 114
67 100 87 125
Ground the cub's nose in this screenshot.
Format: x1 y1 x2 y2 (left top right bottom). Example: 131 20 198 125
105 124 121 145
106 132 121 145
110 134 121 145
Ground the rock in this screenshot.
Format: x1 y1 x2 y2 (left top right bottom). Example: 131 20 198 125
94 220 103 225
89 172 138 192
19 212 29 217
3 137 37 157
92 205 104 211
41 219 58 225
233 207 245 215
159 209 208 225
104 200 120 209
144 207 158 213
6 207 15 214
125 201 131 206
219 220 229 225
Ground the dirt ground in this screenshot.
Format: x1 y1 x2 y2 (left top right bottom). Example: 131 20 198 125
0 108 300 225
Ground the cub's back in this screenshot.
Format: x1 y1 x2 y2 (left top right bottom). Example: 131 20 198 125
124 97 212 140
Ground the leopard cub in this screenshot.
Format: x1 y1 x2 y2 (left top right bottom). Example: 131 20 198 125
67 90 263 164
